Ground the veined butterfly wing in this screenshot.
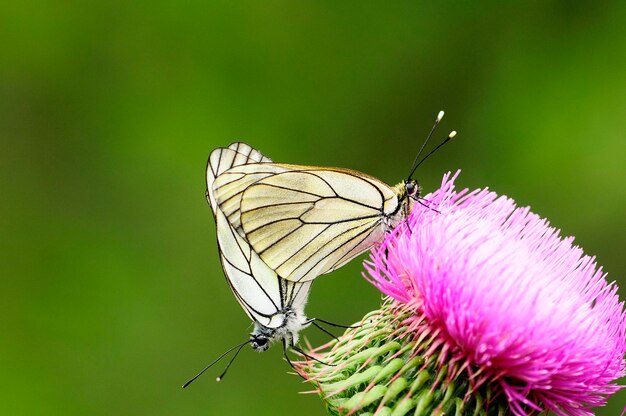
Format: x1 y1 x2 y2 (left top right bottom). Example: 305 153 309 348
213 161 409 283
241 169 399 282
206 142 272 211
207 143 311 329
212 162 295 236
189 112 452 385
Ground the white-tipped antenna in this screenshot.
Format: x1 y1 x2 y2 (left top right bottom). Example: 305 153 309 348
215 341 247 382
411 130 458 173
182 339 249 388
407 110 445 180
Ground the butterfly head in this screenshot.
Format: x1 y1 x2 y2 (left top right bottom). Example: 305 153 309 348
249 309 309 352
250 333 270 352
250 327 273 352
391 179 421 219
404 179 421 200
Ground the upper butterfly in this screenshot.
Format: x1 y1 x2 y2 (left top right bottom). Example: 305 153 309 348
204 112 455 360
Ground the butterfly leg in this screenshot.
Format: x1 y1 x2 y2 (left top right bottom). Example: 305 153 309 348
290 344 336 367
417 197 440 214
306 317 361 329
404 203 413 234
310 320 339 341
282 338 297 371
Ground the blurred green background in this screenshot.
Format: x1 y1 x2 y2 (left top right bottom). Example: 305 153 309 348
2 1 625 415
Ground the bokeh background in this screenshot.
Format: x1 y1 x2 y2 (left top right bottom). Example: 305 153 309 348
2 1 625 415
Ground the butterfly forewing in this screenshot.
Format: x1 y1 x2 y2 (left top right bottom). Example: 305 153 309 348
228 168 398 282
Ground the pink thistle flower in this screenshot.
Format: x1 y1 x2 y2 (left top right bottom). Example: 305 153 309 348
297 172 625 416
363 171 626 415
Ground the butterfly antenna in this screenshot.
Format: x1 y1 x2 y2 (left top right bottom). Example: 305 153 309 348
215 342 247 382
412 130 457 172
182 339 249 388
407 110 445 180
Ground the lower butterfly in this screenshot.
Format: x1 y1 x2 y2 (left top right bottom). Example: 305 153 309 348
183 111 456 386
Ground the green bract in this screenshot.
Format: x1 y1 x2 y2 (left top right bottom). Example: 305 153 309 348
297 300 512 416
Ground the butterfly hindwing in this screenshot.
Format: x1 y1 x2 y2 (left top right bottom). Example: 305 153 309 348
206 142 272 213
207 143 311 328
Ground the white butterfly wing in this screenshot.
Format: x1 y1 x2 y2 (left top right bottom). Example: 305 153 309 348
207 143 310 328
215 164 400 282
206 142 272 212
213 163 294 235
214 210 284 327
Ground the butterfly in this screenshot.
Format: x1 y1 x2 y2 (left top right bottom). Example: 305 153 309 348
184 111 454 386
205 142 313 355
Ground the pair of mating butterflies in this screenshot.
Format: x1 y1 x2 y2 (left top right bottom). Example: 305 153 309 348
185 112 454 386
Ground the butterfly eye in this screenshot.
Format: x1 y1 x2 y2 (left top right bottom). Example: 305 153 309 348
251 336 269 352
251 335 268 347
405 181 417 197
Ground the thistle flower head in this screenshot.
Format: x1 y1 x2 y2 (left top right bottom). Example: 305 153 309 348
299 172 626 416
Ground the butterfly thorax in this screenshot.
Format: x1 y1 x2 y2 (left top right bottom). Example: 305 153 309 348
249 307 309 352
